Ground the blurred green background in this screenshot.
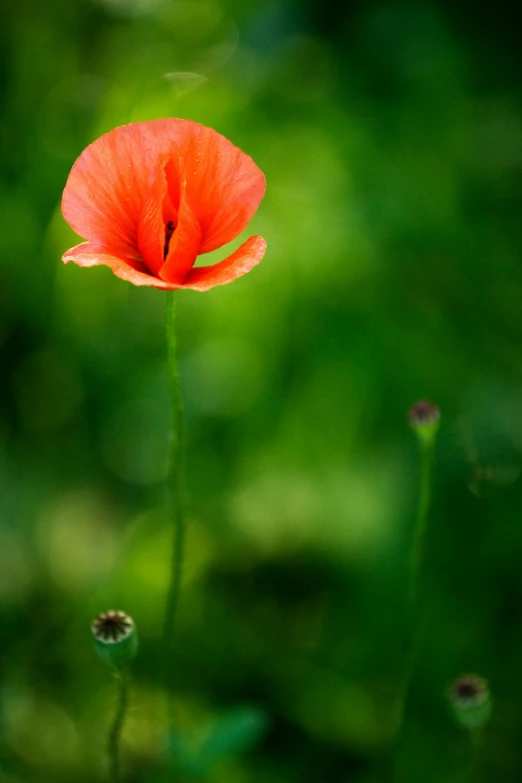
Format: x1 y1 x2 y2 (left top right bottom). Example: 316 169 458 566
2 0 522 780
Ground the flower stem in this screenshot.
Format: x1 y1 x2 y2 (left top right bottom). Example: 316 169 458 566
162 291 186 663
465 728 483 782
394 438 436 766
108 669 130 782
408 439 434 605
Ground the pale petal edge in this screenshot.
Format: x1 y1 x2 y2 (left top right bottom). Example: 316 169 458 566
62 242 179 289
181 235 267 291
62 236 266 292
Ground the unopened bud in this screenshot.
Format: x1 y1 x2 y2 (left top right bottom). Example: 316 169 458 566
91 610 137 669
408 400 440 446
448 674 491 730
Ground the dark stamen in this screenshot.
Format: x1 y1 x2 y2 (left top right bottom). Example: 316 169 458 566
164 220 175 260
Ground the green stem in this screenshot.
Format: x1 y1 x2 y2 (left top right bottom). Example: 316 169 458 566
108 669 129 782
465 728 483 782
408 440 434 605
162 291 186 661
393 439 436 768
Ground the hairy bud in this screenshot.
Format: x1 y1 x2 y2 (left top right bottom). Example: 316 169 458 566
408 400 440 446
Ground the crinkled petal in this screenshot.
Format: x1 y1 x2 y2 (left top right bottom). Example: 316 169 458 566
177 125 266 254
62 119 265 261
62 125 168 258
137 155 172 277
180 235 266 292
136 152 202 285
160 173 201 285
62 242 181 290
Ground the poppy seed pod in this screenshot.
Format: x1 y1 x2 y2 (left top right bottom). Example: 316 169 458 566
91 610 138 669
408 400 440 446
448 674 491 730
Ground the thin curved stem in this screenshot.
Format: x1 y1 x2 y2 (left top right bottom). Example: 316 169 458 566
393 439 435 771
108 669 130 782
162 291 186 661
408 440 434 605
465 728 483 782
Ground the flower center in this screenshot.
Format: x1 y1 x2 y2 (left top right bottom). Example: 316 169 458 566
163 220 175 260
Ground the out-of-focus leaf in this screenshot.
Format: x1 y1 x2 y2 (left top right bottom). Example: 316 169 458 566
164 72 208 95
198 706 268 764
168 707 268 777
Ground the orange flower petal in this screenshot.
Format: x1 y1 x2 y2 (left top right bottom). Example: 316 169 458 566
62 242 181 290
137 154 176 277
136 152 202 285
62 120 265 263
62 124 166 258
160 171 202 285
178 125 266 254
180 235 266 292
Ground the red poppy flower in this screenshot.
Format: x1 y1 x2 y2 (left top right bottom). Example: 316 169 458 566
61 119 266 291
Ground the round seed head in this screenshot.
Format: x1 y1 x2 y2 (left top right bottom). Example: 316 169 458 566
448 674 491 730
91 610 137 668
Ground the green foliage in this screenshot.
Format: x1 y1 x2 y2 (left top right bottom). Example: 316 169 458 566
1 0 522 781
169 707 268 777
